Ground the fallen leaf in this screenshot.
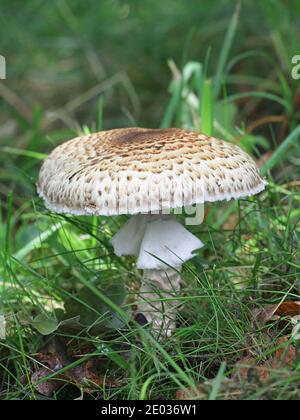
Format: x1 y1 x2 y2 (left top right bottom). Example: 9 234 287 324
233 337 298 384
31 337 121 397
32 314 60 336
64 279 128 333
275 302 300 317
176 386 207 400
31 368 63 397
250 304 280 325
233 357 272 383
270 337 298 368
176 379 250 401
68 359 120 392
35 337 70 370
251 301 300 326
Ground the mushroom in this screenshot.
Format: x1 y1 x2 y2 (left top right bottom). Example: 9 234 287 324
37 128 267 337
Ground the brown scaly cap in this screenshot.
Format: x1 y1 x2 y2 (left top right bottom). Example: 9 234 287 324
37 127 267 216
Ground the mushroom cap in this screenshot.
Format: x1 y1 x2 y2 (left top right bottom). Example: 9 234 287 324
37 127 267 216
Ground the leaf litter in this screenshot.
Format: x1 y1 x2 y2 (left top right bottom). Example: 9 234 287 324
176 300 300 400
29 337 123 397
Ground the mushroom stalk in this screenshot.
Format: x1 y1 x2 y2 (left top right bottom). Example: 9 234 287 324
111 214 203 337
137 268 181 337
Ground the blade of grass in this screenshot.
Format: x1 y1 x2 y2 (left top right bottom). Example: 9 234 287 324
201 79 214 136
262 124 300 174
219 91 291 112
161 61 183 128
97 95 104 131
5 192 13 256
13 222 66 260
213 2 240 99
82 125 91 135
92 96 105 252
161 80 183 128
0 147 47 160
208 362 227 400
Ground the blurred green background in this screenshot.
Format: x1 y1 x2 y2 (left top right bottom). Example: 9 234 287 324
1 0 300 127
1 0 300 206
0 0 300 400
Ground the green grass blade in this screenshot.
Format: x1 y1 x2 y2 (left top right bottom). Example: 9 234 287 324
208 362 227 400
0 147 47 160
220 91 291 112
13 222 66 260
5 192 13 255
201 79 214 136
161 79 183 128
262 124 300 174
213 2 240 99
97 95 104 131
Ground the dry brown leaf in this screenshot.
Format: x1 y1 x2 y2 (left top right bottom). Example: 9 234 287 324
251 301 300 326
275 302 300 317
35 337 69 370
31 368 63 397
176 386 206 400
68 359 120 391
233 336 298 384
233 357 272 383
176 379 235 401
270 337 298 368
250 304 280 325
31 337 121 397
176 378 257 401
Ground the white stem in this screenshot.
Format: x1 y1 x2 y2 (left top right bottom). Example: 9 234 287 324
111 214 204 337
111 214 203 269
136 268 181 337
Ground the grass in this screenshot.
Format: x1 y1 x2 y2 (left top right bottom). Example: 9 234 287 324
0 0 300 401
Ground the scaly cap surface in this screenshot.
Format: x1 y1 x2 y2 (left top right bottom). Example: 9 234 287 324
37 128 267 215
